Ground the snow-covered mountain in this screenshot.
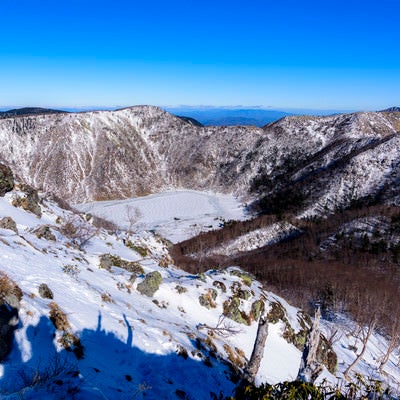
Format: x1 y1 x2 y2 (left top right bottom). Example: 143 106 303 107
1 107 400 398
0 106 399 216
0 106 262 203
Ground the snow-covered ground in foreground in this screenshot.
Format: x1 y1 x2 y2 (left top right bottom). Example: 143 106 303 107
76 190 248 243
0 187 303 399
1 185 400 399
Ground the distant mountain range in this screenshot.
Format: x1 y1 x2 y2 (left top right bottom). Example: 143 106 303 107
0 107 65 119
164 107 293 127
1 106 292 126
163 106 362 127
381 106 400 112
3 105 396 127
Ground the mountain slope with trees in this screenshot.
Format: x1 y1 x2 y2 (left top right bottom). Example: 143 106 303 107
0 107 399 212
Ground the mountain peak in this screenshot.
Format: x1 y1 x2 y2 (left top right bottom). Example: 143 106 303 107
380 106 400 112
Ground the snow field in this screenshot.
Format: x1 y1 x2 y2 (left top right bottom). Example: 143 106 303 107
76 190 248 243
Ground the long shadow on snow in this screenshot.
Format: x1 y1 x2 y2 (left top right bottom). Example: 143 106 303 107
0 313 235 400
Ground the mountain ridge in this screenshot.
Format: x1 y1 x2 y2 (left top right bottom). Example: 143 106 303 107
380 106 400 112
0 106 399 216
0 107 66 119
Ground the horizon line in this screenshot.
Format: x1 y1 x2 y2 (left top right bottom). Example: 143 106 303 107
0 104 366 112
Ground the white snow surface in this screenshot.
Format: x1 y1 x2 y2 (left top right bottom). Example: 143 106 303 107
76 190 248 243
208 222 300 256
0 187 399 399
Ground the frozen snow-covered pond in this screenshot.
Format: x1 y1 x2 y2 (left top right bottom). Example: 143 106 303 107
76 190 248 242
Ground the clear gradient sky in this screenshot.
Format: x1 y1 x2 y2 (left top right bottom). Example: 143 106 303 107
0 0 399 110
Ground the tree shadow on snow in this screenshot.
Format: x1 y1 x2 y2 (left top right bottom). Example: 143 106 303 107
0 312 235 399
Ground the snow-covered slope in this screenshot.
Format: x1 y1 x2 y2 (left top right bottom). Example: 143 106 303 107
207 222 301 256
0 180 306 398
1 174 399 399
247 111 400 215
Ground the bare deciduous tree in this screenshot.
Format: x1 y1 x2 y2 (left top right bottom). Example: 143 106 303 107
126 205 142 238
344 316 377 380
378 312 400 373
326 325 342 347
61 215 97 250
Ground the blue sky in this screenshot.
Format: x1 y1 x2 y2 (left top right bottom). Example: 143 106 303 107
0 0 399 110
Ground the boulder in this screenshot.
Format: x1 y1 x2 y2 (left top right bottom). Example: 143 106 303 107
39 283 54 299
137 271 162 297
34 225 56 241
223 297 249 325
0 164 14 196
198 289 218 309
99 254 144 274
0 217 18 233
12 186 42 217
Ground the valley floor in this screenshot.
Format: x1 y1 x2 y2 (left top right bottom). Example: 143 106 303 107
76 190 248 243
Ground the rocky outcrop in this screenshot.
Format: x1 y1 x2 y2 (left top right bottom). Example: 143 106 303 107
34 225 56 241
137 271 162 297
198 289 218 309
0 164 14 196
0 217 18 233
38 283 54 299
12 185 41 216
99 254 144 274
0 273 22 361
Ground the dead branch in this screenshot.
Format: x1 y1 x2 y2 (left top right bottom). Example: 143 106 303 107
197 315 243 338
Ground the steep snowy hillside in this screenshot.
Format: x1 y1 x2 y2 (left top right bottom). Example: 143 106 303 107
0 107 399 217
1 168 399 398
0 169 311 398
0 106 262 203
248 111 400 215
